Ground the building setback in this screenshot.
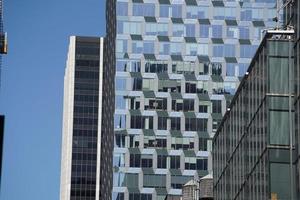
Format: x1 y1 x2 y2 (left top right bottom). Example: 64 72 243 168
113 0 278 199
212 30 295 199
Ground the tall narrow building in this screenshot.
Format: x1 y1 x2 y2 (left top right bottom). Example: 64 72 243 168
60 36 107 200
60 35 116 200
113 1 279 199
60 1 116 199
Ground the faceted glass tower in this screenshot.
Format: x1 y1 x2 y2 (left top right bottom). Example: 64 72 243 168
113 0 278 199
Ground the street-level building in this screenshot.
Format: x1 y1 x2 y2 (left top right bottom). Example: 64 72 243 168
213 29 295 200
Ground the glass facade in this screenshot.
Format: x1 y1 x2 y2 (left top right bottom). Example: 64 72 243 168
285 0 300 197
114 0 278 199
212 32 296 200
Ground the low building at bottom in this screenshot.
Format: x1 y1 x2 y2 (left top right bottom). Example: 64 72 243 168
213 29 297 200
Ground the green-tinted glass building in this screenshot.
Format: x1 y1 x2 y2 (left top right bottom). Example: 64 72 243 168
285 0 300 196
212 30 295 199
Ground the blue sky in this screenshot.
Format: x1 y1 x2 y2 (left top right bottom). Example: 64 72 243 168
0 1 105 199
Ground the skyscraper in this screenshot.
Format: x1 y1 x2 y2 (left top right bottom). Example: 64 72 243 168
113 1 278 199
60 2 116 200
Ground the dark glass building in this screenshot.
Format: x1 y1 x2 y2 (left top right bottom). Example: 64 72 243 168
60 35 116 200
212 30 295 199
285 0 300 196
60 1 116 199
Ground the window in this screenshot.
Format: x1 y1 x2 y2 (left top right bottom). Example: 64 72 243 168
185 118 196 131
147 99 165 110
129 135 140 148
113 153 125 167
186 44 198 56
116 39 127 53
170 42 182 55
212 100 222 113
199 25 209 38
158 117 168 130
171 137 194 150
183 99 195 111
130 61 141 72
130 154 141 167
145 23 156 35
116 95 126 109
171 117 181 130
171 4 182 18
132 41 143 54
199 105 208 113
116 77 126 90
159 42 170 55
213 45 223 57
186 6 208 19
117 2 128 16
116 60 129 72
160 5 170 18
224 44 235 57
196 118 208 131
227 27 238 38
185 157 196 170
143 174 166 188
185 24 195 37
133 3 155 17
240 45 257 58
141 155 153 168
170 156 181 169
199 138 208 151
185 82 197 93
212 25 222 38
241 9 252 21
239 26 250 39
198 44 209 56
172 100 183 111
214 7 225 20
252 8 264 20
226 63 236 76
225 7 236 19
144 41 155 54
145 61 168 73
173 24 184 37
114 114 126 129
131 78 142 91
239 63 248 76
157 155 167 168
196 158 208 170
130 116 153 129
171 175 193 189
119 21 142 35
